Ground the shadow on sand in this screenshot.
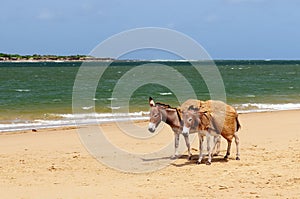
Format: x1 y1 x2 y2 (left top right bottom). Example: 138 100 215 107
170 155 230 167
140 154 195 162
141 156 172 162
141 154 232 167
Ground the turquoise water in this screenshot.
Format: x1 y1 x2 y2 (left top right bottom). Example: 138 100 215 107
1 60 300 131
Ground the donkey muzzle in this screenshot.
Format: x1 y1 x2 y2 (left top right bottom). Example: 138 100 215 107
182 126 190 135
148 122 156 133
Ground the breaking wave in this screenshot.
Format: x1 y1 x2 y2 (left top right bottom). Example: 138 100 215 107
0 111 150 133
235 103 300 113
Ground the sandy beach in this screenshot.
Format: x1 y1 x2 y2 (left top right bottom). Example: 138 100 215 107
0 110 300 198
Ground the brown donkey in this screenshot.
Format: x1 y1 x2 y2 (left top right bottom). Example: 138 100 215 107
181 100 241 165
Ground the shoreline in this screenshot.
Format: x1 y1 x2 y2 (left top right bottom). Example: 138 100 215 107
1 109 300 134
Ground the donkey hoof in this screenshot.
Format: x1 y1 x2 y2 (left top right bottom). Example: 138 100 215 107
206 161 211 165
196 161 201 165
236 157 240 160
170 155 178 160
188 156 192 160
224 155 229 159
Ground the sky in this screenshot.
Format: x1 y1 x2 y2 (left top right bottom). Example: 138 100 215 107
1 0 300 60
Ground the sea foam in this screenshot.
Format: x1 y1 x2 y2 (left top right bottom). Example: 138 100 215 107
236 103 300 113
0 111 150 133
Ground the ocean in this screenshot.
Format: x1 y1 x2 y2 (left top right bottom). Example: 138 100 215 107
1 60 300 132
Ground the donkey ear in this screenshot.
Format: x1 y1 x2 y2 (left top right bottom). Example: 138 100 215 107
149 97 155 107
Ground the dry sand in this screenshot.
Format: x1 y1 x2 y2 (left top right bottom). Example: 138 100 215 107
0 110 300 198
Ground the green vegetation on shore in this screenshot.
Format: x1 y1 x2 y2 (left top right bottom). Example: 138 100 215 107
0 53 113 61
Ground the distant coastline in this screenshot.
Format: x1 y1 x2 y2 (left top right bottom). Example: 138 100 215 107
1 53 300 63
0 53 114 62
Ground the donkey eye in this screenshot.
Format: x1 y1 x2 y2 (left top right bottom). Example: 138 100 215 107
188 118 192 122
154 114 159 118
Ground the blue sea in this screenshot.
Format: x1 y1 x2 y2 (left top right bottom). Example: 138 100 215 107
1 60 300 132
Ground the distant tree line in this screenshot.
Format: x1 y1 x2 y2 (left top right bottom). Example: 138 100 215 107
0 53 91 61
0 53 114 61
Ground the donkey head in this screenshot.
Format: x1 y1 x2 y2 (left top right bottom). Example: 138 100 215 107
148 97 162 133
182 105 200 135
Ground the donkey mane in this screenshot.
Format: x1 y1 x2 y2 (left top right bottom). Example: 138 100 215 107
155 102 182 122
155 102 172 108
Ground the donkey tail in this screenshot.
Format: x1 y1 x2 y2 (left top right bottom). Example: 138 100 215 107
236 116 241 131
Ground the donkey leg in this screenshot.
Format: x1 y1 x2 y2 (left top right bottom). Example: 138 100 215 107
206 133 218 165
213 135 221 155
183 133 192 160
213 136 221 156
172 133 180 159
234 133 240 160
197 133 205 164
224 140 232 159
